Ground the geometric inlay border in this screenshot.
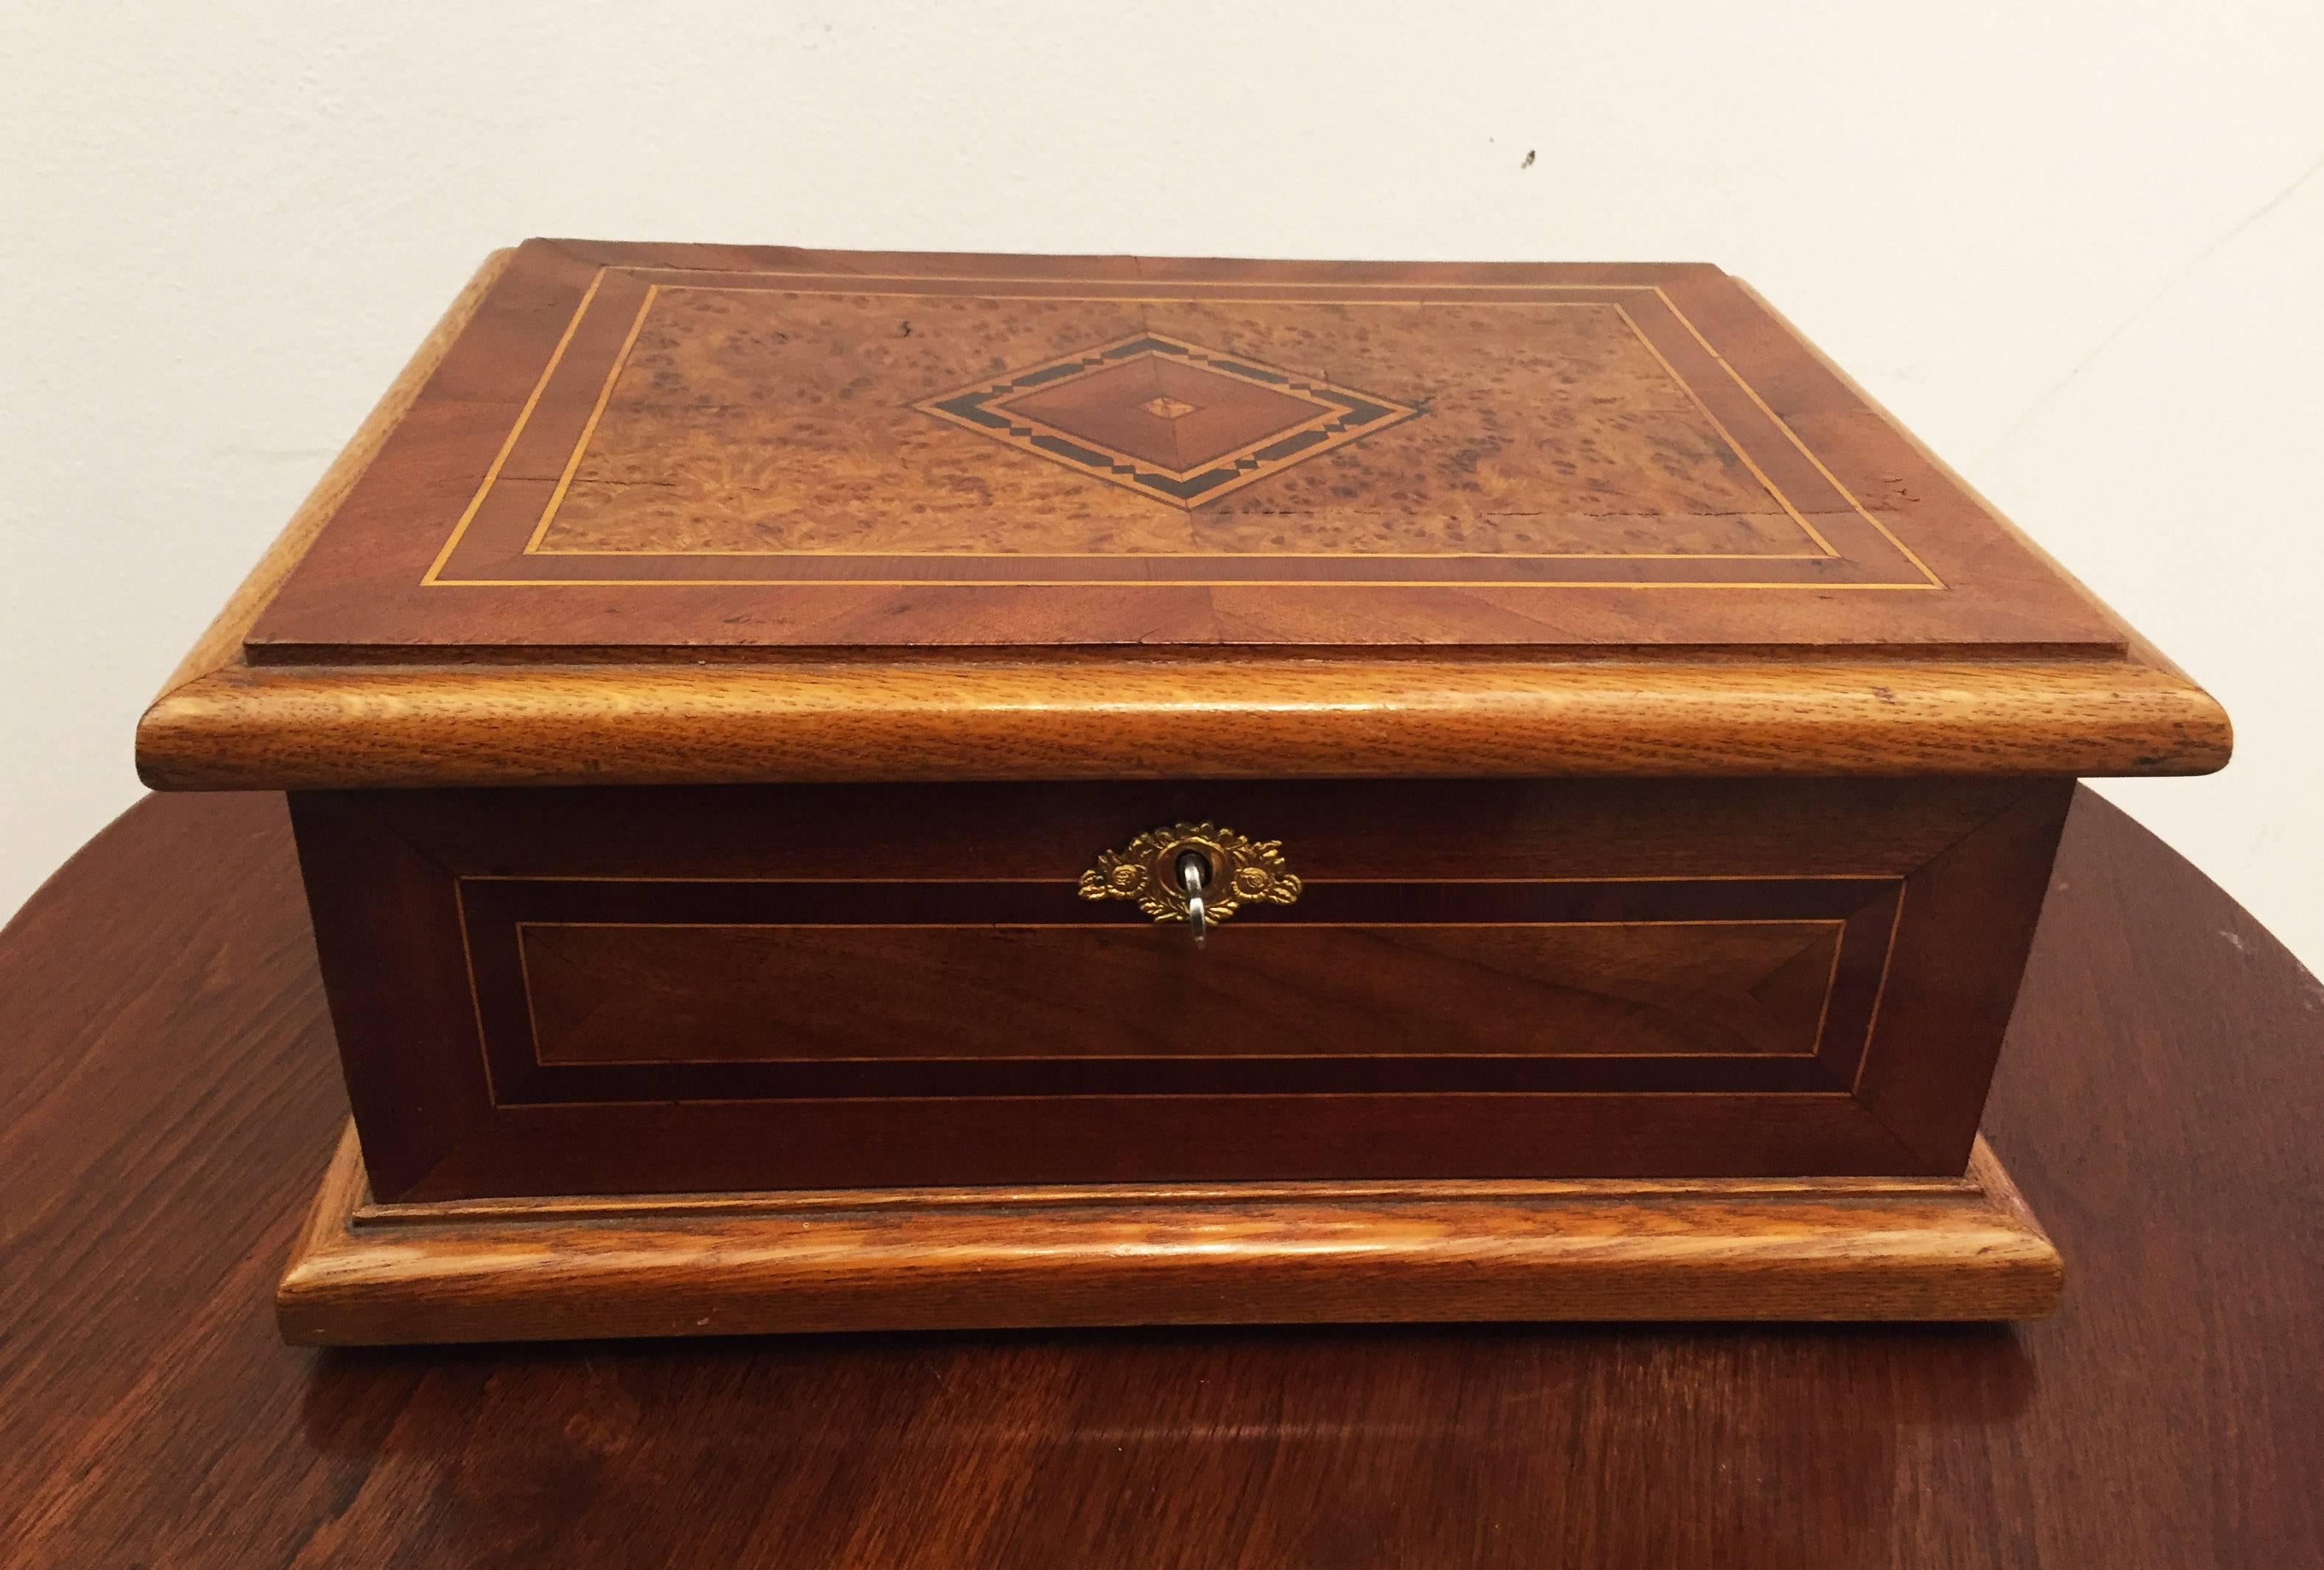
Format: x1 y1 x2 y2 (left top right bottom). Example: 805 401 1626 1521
916 332 1423 509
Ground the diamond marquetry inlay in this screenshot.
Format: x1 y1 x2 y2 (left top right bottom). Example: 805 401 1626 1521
916 332 1423 507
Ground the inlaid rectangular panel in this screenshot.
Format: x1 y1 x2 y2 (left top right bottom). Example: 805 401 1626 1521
245 240 2120 656
518 918 1848 1066
464 876 1895 1098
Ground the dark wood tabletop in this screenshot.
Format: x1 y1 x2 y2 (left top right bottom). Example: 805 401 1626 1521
2 788 2317 1569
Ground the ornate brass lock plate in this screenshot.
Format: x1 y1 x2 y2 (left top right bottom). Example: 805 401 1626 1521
1077 822 1302 929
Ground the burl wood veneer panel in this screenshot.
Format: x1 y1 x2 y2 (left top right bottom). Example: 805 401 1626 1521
244 241 2122 655
546 293 1799 557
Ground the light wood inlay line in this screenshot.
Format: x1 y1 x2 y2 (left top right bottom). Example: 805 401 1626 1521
520 283 661 555
1649 286 1943 588
422 266 608 585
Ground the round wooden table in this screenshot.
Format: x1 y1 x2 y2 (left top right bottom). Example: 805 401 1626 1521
2 789 2317 1567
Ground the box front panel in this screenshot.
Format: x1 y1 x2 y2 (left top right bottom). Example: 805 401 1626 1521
290 778 2071 1200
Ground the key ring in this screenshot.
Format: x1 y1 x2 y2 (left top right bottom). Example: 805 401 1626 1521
1176 850 1211 946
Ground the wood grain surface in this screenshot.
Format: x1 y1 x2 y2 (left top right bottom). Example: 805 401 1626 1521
239 242 2129 654
284 778 2060 1199
516 915 1848 1063
138 650 2233 789
276 1127 2062 1342
133 242 2230 791
540 292 1821 552
3 788 2318 1566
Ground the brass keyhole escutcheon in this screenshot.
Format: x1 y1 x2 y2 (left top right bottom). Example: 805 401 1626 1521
1077 823 1302 943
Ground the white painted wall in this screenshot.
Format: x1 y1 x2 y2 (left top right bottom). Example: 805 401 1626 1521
4 1 2320 969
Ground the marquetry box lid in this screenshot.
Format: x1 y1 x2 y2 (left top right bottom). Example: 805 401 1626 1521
138 240 2228 789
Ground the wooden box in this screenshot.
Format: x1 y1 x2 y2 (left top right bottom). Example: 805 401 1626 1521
138 241 2229 1342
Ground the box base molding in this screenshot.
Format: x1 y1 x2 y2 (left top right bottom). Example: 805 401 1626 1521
277 1123 2061 1345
